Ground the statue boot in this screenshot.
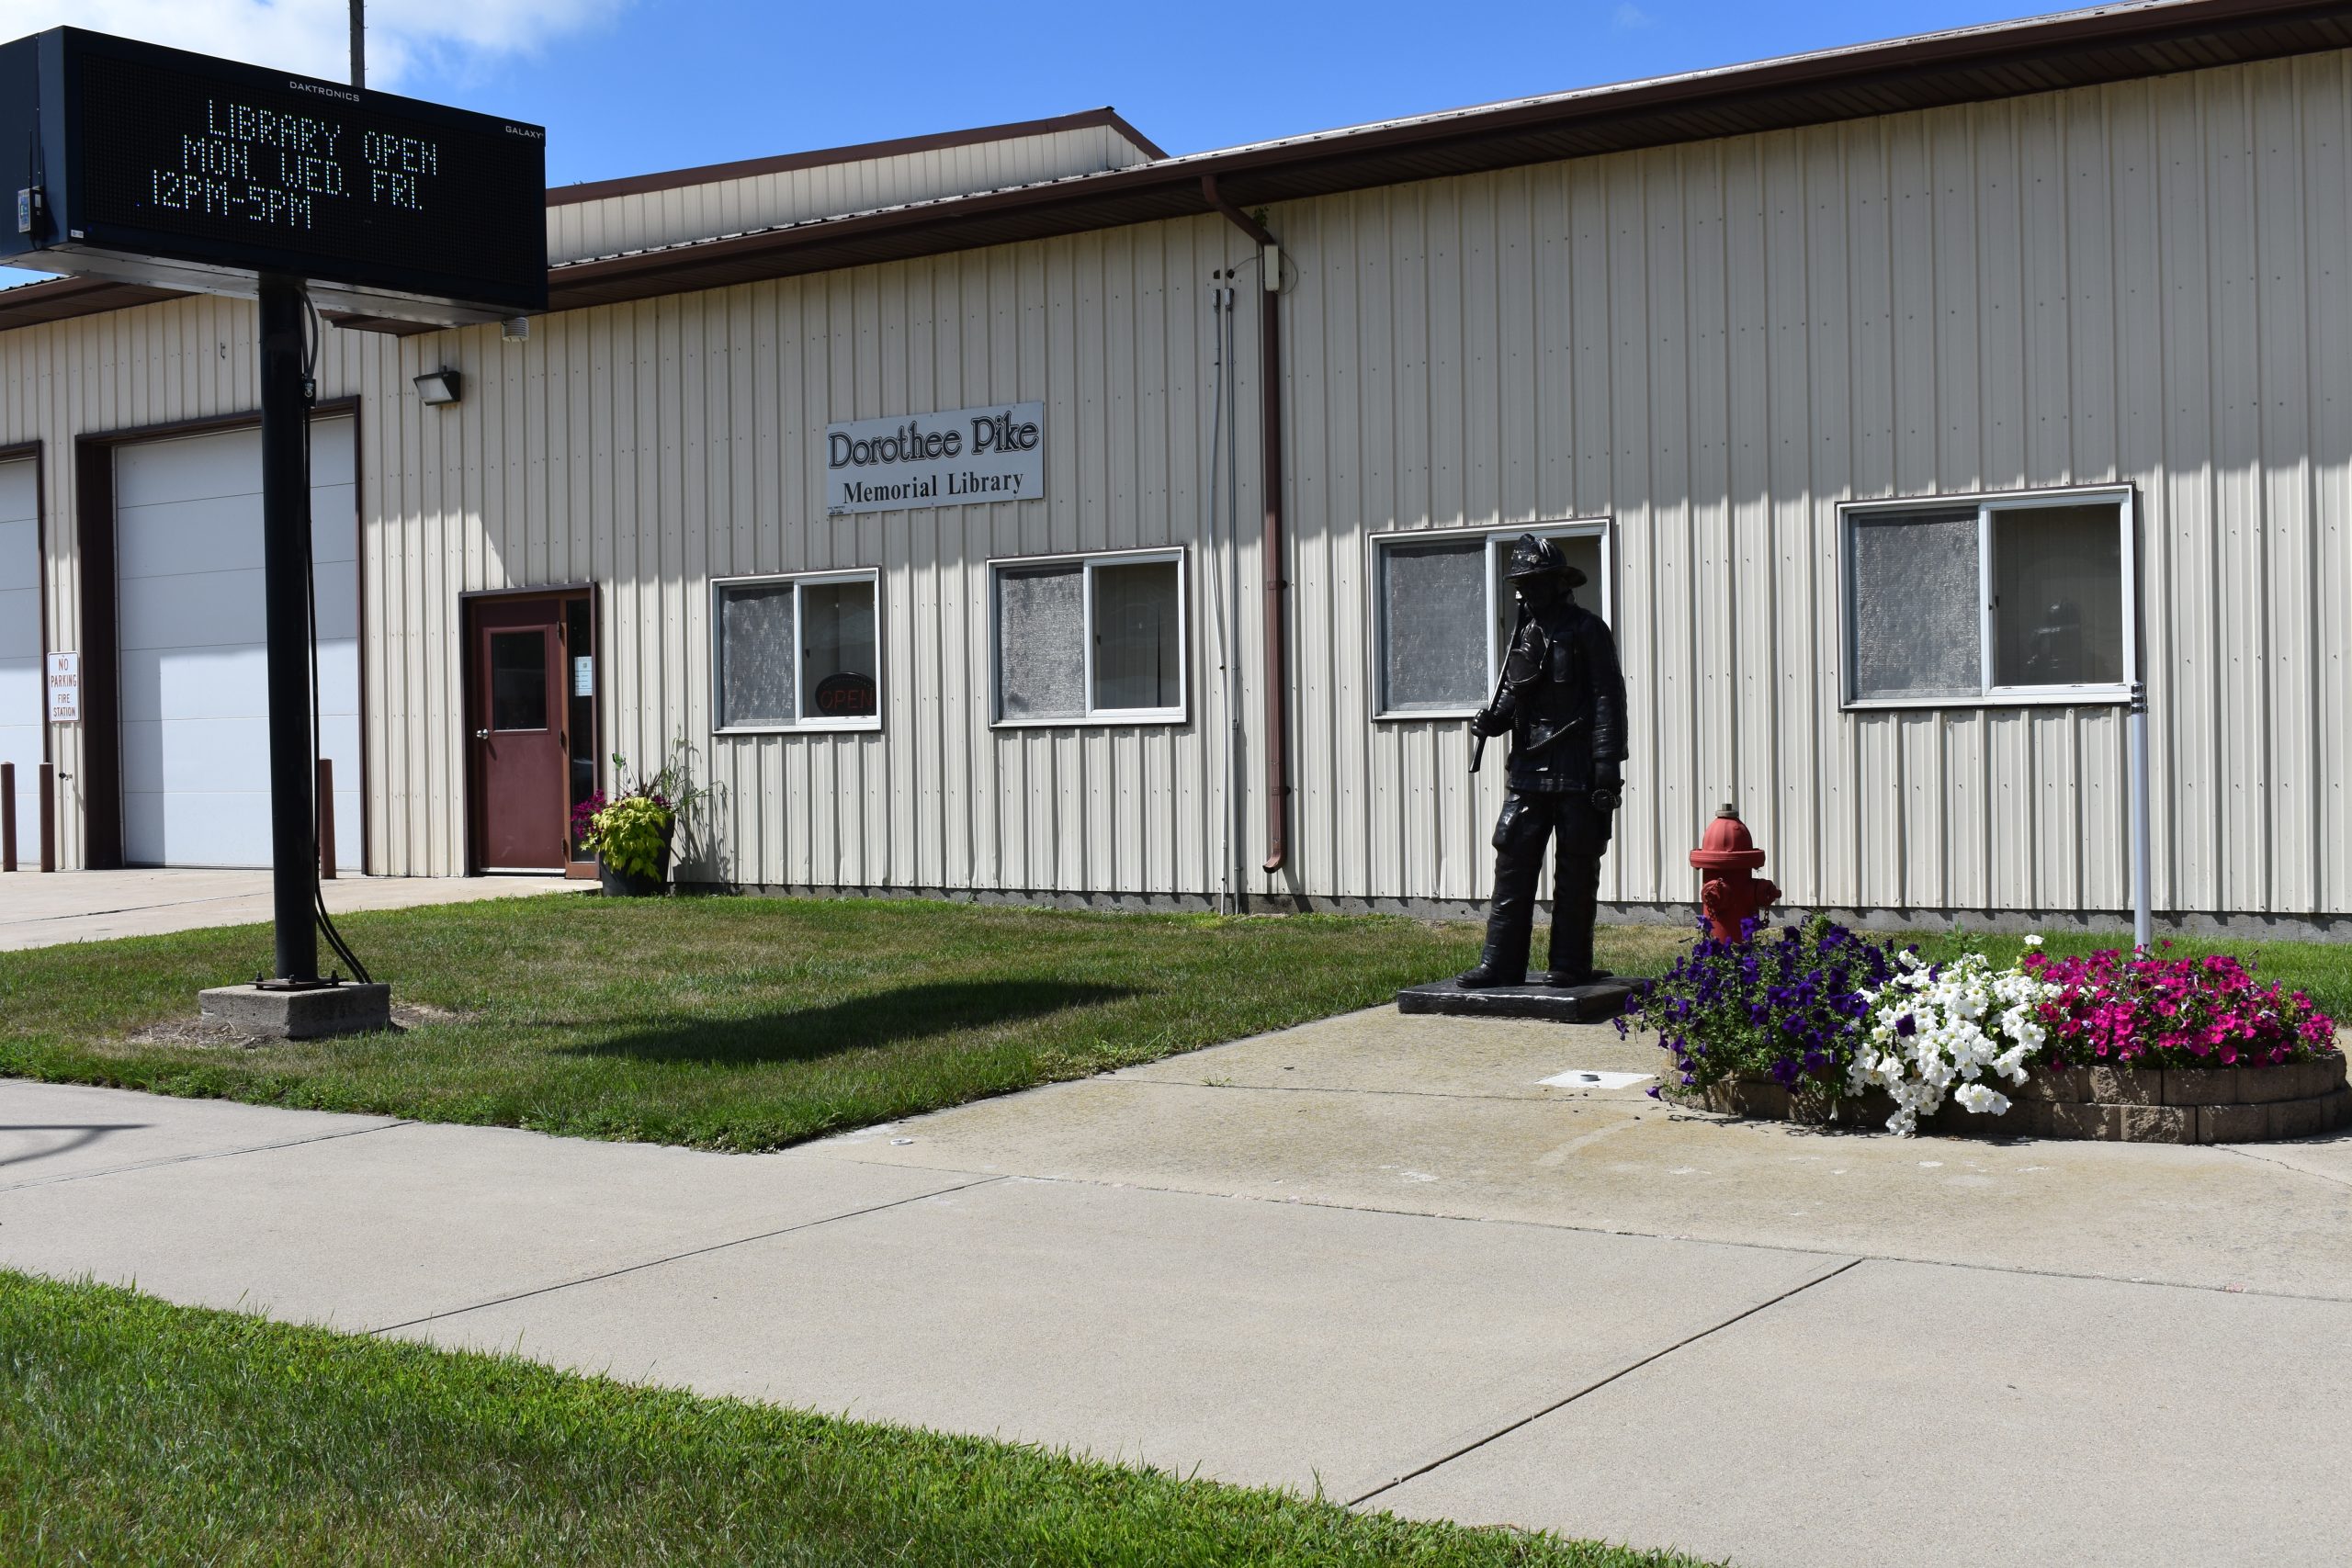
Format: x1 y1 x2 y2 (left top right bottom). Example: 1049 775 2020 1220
1457 840 1543 988
1537 853 1605 987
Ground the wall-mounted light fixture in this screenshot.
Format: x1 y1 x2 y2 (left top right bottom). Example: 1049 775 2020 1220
501 316 531 344
413 368 462 406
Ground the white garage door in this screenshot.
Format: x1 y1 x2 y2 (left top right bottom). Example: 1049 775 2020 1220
0 457 37 850
117 417 359 869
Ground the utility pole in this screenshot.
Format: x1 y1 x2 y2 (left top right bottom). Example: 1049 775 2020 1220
350 1 364 88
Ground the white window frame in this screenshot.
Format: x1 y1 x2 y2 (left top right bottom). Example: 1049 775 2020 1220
708 568 885 735
1838 483 2137 711
1367 518 1614 721
988 546 1189 728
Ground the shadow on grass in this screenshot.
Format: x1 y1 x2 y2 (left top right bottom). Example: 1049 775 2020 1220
556 978 1138 1066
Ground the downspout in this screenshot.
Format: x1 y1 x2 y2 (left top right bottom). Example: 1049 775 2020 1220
1203 175 1289 874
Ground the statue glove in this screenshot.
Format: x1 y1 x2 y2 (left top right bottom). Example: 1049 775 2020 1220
1471 706 1513 739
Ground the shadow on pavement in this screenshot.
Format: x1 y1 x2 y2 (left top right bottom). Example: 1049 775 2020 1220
0 1123 153 1168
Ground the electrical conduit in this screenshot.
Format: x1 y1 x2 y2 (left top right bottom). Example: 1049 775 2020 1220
1202 175 1288 875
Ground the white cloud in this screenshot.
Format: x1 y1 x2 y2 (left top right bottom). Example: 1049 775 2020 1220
1613 2 1654 27
0 0 626 88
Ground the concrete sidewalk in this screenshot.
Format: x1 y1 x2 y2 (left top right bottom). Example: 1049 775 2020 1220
0 867 580 950
5 1010 2350 1567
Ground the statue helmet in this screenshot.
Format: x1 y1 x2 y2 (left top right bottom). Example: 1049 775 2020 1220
1503 533 1589 588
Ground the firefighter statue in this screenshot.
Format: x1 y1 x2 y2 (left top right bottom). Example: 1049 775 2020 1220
1458 534 1627 988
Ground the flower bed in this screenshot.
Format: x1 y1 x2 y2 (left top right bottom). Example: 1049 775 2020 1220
1677 1055 2350 1144
1624 918 2345 1141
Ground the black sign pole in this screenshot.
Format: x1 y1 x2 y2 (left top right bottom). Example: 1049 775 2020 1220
257 274 321 984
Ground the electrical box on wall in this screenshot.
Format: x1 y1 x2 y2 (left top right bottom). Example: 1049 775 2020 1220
0 27 547 324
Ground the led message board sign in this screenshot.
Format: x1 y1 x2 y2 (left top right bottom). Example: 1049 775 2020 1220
0 28 546 322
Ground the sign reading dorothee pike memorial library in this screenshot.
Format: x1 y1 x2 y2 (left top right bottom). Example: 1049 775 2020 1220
826 402 1045 515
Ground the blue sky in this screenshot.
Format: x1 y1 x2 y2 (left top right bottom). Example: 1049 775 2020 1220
22 0 2061 189
460 0 2058 185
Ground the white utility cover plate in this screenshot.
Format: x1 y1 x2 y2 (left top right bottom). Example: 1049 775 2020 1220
1539 1069 1653 1090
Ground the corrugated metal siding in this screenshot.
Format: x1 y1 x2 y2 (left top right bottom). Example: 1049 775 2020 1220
367 216 1256 889
1279 51 2352 919
6 51 2346 919
0 296 371 872
548 126 1159 265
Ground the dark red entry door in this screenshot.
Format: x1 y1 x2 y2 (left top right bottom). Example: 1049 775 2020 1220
471 598 569 871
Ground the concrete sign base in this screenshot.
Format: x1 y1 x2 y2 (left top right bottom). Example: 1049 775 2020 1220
198 982 392 1040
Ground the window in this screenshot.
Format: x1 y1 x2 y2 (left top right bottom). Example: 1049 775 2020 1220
1371 523 1610 718
711 570 881 732
991 548 1186 724
488 631 548 730
1840 488 2134 706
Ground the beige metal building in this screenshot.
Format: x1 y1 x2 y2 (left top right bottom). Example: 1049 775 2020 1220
4 0 2348 935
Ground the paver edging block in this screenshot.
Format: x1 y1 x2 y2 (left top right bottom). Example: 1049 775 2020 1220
1663 1056 2347 1144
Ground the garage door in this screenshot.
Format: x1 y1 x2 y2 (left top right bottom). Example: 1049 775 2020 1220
0 457 36 851
116 417 359 868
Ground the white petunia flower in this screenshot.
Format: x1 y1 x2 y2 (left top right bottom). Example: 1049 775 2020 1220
1855 951 2056 1134
1953 1082 2012 1116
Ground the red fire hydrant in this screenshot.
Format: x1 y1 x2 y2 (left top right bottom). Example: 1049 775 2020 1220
1691 803 1780 943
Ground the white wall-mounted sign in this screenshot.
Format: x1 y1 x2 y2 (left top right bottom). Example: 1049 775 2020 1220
572 656 594 697
825 401 1044 515
45 651 78 722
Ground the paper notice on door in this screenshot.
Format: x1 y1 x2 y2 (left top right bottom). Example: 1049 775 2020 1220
572 656 594 696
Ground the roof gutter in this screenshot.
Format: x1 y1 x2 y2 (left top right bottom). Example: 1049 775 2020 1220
1203 175 1289 876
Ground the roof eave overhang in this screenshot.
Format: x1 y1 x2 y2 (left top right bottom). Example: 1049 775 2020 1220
538 0 2352 316
8 0 2350 336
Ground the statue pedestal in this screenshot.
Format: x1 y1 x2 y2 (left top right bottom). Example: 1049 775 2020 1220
1395 978 1635 1023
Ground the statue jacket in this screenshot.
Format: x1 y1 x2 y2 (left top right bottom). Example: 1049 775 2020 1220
1492 600 1626 795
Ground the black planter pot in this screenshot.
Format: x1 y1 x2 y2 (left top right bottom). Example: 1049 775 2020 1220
596 831 673 897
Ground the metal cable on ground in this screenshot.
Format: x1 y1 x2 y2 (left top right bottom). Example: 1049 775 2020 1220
297 292 372 986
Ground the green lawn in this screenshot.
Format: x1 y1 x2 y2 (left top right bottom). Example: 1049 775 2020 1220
2 893 2337 1156
0 895 1561 1152
0 1270 1713 1568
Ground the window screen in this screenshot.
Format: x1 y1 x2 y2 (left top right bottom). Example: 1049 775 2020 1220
1849 511 1983 701
1381 539 1486 712
800 580 879 721
1992 505 2123 688
718 583 796 728
1091 559 1181 712
1488 533 1608 671
997 563 1086 720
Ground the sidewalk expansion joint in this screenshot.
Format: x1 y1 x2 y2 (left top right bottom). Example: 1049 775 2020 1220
0 893 263 927
363 1174 1010 1338
0 1117 413 1192
1344 1256 1866 1510
2216 1144 2352 1193
926 1165 2352 1307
